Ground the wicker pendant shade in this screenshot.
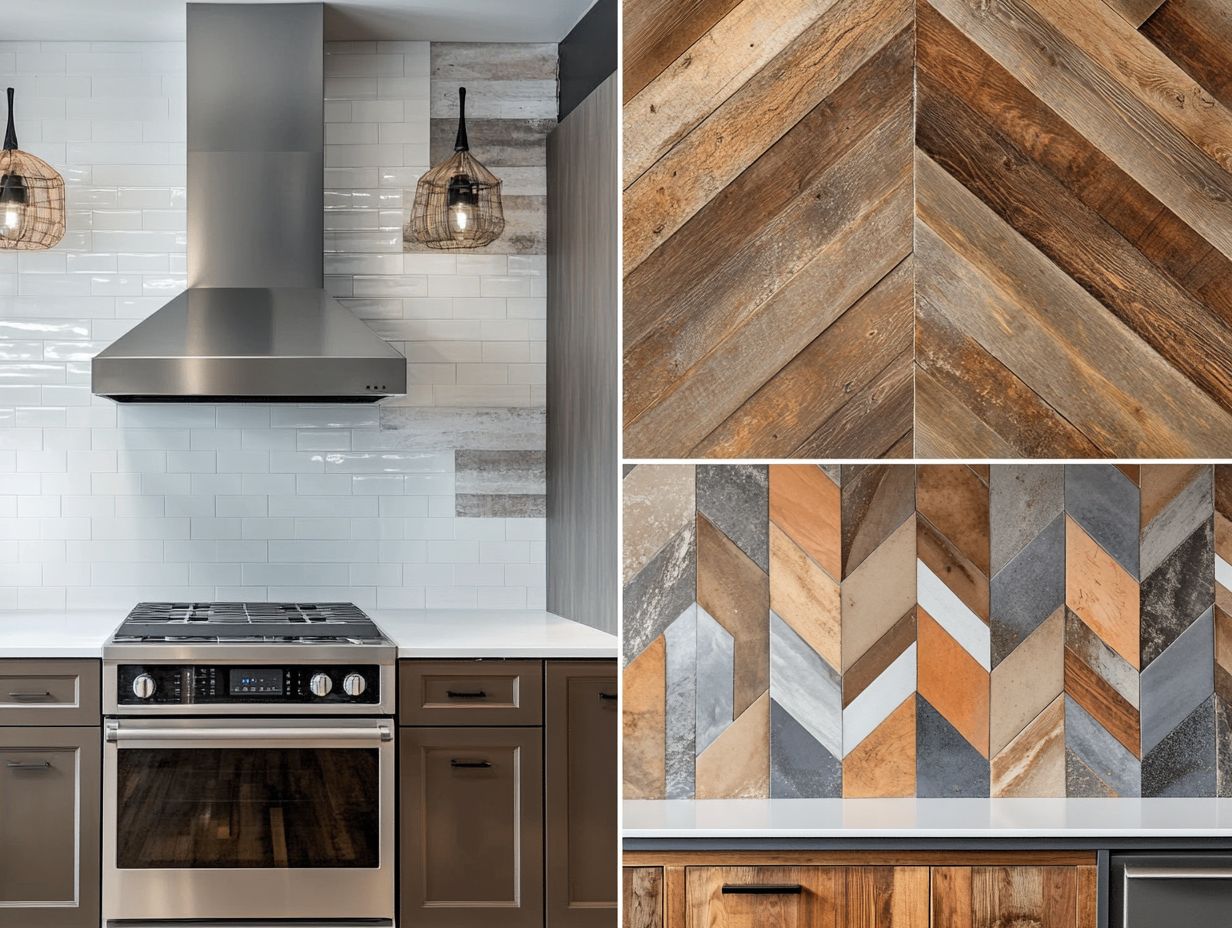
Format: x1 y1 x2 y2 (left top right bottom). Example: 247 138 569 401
0 88 65 251
407 87 504 250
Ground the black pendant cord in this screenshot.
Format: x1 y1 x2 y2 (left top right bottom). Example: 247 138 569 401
453 86 469 152
4 87 17 151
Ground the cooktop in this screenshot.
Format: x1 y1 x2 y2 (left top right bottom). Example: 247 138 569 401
111 601 388 644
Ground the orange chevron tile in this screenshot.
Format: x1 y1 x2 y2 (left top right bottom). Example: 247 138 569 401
770 464 842 580
917 607 990 758
843 695 916 797
623 635 667 799
1065 516 1141 670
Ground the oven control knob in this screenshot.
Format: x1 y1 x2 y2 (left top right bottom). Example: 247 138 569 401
132 673 156 699
309 672 333 697
342 672 366 697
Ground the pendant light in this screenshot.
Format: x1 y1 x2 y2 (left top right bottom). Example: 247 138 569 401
407 87 504 250
0 88 65 251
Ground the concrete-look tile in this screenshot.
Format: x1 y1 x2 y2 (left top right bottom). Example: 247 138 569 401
696 605 735 756
1217 694 1232 798
916 464 990 576
841 514 917 672
769 464 840 580
1141 608 1215 757
916 694 989 798
770 612 842 759
992 694 1065 798
841 464 915 578
697 513 768 717
622 636 666 800
622 463 695 585
1141 464 1207 532
1065 695 1141 798
991 513 1065 668
917 608 989 757
843 642 917 757
622 522 695 665
664 605 697 799
1141 519 1214 670
697 464 768 573
991 607 1064 756
1065 516 1140 670
1065 463 1139 579
696 691 770 799
770 524 840 672
990 464 1063 576
771 699 842 799
1142 696 1217 798
1140 464 1213 580
844 695 915 798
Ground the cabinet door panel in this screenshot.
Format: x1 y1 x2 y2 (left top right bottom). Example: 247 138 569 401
624 867 664 928
400 727 543 928
0 726 100 928
840 867 930 928
0 659 100 726
547 660 618 928
931 866 1097 928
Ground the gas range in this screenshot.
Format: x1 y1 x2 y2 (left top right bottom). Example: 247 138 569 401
102 601 396 716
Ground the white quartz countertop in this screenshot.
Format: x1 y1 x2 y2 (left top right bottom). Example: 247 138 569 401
0 609 616 659
623 799 1232 838
372 609 617 658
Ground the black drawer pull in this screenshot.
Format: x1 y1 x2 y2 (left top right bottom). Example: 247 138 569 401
721 884 803 895
446 690 488 699
450 759 493 769
7 691 52 701
6 761 51 770
598 692 617 702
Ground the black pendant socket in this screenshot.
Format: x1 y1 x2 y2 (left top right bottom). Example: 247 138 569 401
453 86 470 152
3 87 17 151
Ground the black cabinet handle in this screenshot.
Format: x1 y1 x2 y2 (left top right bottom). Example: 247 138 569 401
450 759 493 769
598 692 617 702
721 884 803 895
5 760 51 770
7 691 52 701
446 690 487 699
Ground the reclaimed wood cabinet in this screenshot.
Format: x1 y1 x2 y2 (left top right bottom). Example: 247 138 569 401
0 659 101 928
623 855 1097 928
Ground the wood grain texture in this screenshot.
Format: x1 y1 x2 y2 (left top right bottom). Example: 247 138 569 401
622 0 913 458
843 696 917 797
623 868 664 928
916 0 1232 456
622 0 742 102
931 866 1091 928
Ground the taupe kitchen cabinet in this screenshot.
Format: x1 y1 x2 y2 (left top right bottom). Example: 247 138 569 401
399 658 617 928
0 659 101 928
622 854 1097 928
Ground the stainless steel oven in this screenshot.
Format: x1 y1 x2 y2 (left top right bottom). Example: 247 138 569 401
101 601 398 926
1111 853 1232 927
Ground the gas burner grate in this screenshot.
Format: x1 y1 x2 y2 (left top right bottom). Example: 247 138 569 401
114 602 383 643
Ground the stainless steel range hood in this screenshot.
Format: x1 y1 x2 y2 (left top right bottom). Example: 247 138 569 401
91 3 406 402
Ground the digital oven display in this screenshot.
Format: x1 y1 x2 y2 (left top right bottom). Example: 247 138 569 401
229 668 283 696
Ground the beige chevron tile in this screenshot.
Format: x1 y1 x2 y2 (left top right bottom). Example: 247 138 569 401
770 523 841 670
696 691 771 798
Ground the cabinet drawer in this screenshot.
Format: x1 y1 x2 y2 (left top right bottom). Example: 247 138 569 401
399 660 543 726
686 866 928 928
0 660 100 726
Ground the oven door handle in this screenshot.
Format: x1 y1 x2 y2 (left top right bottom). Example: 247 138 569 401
1124 866 1232 880
105 722 393 745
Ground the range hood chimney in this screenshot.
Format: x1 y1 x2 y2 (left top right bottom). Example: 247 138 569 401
91 3 407 402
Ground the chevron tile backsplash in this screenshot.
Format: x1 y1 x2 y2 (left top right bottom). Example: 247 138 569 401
622 463 1232 799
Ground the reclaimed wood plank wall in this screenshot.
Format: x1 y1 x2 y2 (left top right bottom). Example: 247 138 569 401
623 464 1232 798
622 0 1232 458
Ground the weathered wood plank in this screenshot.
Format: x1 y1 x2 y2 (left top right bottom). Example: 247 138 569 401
926 0 1232 261
916 153 1232 456
624 99 912 431
916 72 1232 413
623 0 910 274
914 367 1021 460
623 26 913 348
692 257 912 458
1142 0 1232 111
793 350 914 460
624 135 912 457
623 0 836 181
622 0 743 103
1100 0 1166 28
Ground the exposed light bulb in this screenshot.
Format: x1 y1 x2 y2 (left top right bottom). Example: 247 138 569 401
453 203 470 232
0 203 21 239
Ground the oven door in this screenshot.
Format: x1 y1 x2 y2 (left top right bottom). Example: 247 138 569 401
102 716 395 924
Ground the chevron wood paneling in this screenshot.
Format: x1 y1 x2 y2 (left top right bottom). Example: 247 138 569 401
624 464 1230 798
915 0 1232 457
621 0 914 459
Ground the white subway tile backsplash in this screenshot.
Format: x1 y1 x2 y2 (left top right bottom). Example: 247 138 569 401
0 39 548 610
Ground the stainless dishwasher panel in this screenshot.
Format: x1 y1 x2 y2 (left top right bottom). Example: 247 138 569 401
1112 854 1232 928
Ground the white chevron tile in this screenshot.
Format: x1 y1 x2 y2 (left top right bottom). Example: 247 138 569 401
917 558 991 671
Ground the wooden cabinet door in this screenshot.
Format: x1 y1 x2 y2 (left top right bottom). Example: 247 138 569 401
687 867 928 928
624 867 664 928
400 727 543 928
0 726 100 928
931 867 1098 928
547 660 618 928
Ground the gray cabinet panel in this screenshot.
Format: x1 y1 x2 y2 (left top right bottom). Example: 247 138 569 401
0 726 101 928
400 726 544 928
547 660 618 928
399 660 543 726
0 659 101 726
